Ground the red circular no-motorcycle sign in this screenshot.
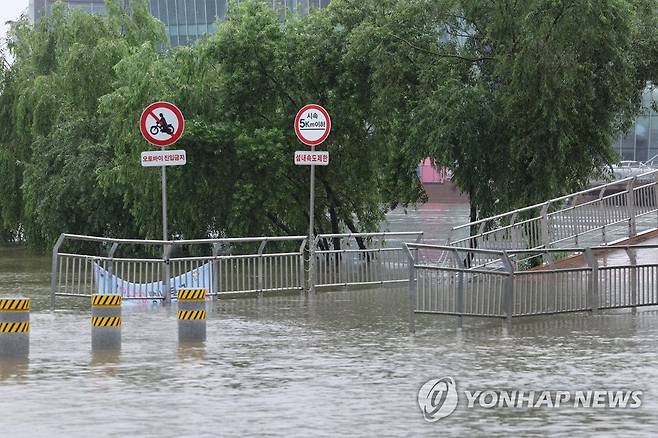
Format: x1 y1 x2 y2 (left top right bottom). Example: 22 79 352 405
140 101 185 147
294 104 331 147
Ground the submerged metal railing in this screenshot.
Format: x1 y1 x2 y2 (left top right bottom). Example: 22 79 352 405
405 243 658 331
51 234 307 308
51 231 424 308
313 232 423 289
449 170 658 267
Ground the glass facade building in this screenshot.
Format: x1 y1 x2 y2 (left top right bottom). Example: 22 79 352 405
30 0 110 23
612 87 658 162
29 0 330 47
151 0 330 46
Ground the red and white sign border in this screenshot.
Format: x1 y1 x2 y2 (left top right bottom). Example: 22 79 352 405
140 101 185 148
294 104 331 147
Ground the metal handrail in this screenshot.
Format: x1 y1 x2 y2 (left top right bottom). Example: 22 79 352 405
407 242 658 256
451 168 658 232
407 243 506 255
316 231 424 239
58 233 307 245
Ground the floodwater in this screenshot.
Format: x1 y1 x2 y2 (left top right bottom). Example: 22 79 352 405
1 203 658 437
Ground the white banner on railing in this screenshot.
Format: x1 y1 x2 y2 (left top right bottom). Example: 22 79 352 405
93 262 211 299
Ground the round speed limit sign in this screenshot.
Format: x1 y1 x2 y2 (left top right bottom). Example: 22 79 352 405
294 104 331 147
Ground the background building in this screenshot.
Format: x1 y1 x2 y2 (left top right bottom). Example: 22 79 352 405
612 87 658 162
29 0 330 46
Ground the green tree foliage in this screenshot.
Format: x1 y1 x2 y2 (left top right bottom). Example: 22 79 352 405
0 0 656 248
0 0 423 248
0 0 166 246
96 0 419 246
347 0 658 223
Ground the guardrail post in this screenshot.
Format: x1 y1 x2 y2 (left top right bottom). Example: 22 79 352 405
476 222 486 251
162 243 172 304
598 187 607 244
627 177 637 237
50 234 66 311
509 212 519 250
212 243 220 298
450 249 464 329
584 248 599 313
106 243 119 295
572 195 581 246
540 203 554 263
540 202 550 246
542 250 553 270
654 172 658 227
403 244 417 334
309 235 320 295
501 251 514 322
298 239 307 294
257 240 267 297
626 248 637 314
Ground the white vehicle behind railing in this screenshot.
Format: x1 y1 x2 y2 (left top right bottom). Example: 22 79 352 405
612 161 649 179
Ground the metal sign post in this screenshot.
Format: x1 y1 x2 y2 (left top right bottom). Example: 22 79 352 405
162 164 168 241
140 101 186 303
294 104 331 295
308 147 316 293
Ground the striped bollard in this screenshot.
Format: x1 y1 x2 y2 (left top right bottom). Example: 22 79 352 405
0 298 30 358
91 295 121 351
177 288 207 343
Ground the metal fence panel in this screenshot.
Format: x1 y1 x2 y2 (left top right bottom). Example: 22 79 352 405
315 232 423 289
450 170 658 253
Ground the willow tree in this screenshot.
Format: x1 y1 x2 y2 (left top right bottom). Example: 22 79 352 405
3 0 655 249
348 0 658 224
0 0 166 246
99 0 423 246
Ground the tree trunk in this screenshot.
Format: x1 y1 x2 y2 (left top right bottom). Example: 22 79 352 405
466 188 478 268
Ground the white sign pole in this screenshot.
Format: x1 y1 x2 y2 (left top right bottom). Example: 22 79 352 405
162 162 168 243
140 101 185 304
161 162 170 304
294 104 331 296
309 146 316 295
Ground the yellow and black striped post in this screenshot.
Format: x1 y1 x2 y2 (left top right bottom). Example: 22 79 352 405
91 294 121 351
0 298 30 358
177 288 206 343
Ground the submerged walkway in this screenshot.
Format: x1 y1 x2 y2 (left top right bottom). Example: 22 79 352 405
539 229 658 270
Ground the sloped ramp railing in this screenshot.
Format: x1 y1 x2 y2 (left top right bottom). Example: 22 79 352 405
448 170 658 268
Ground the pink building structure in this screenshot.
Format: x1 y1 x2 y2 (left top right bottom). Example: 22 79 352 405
418 159 467 203
418 158 453 184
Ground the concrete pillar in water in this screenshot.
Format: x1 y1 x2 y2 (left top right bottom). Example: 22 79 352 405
91 294 121 351
0 298 30 358
177 288 207 343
